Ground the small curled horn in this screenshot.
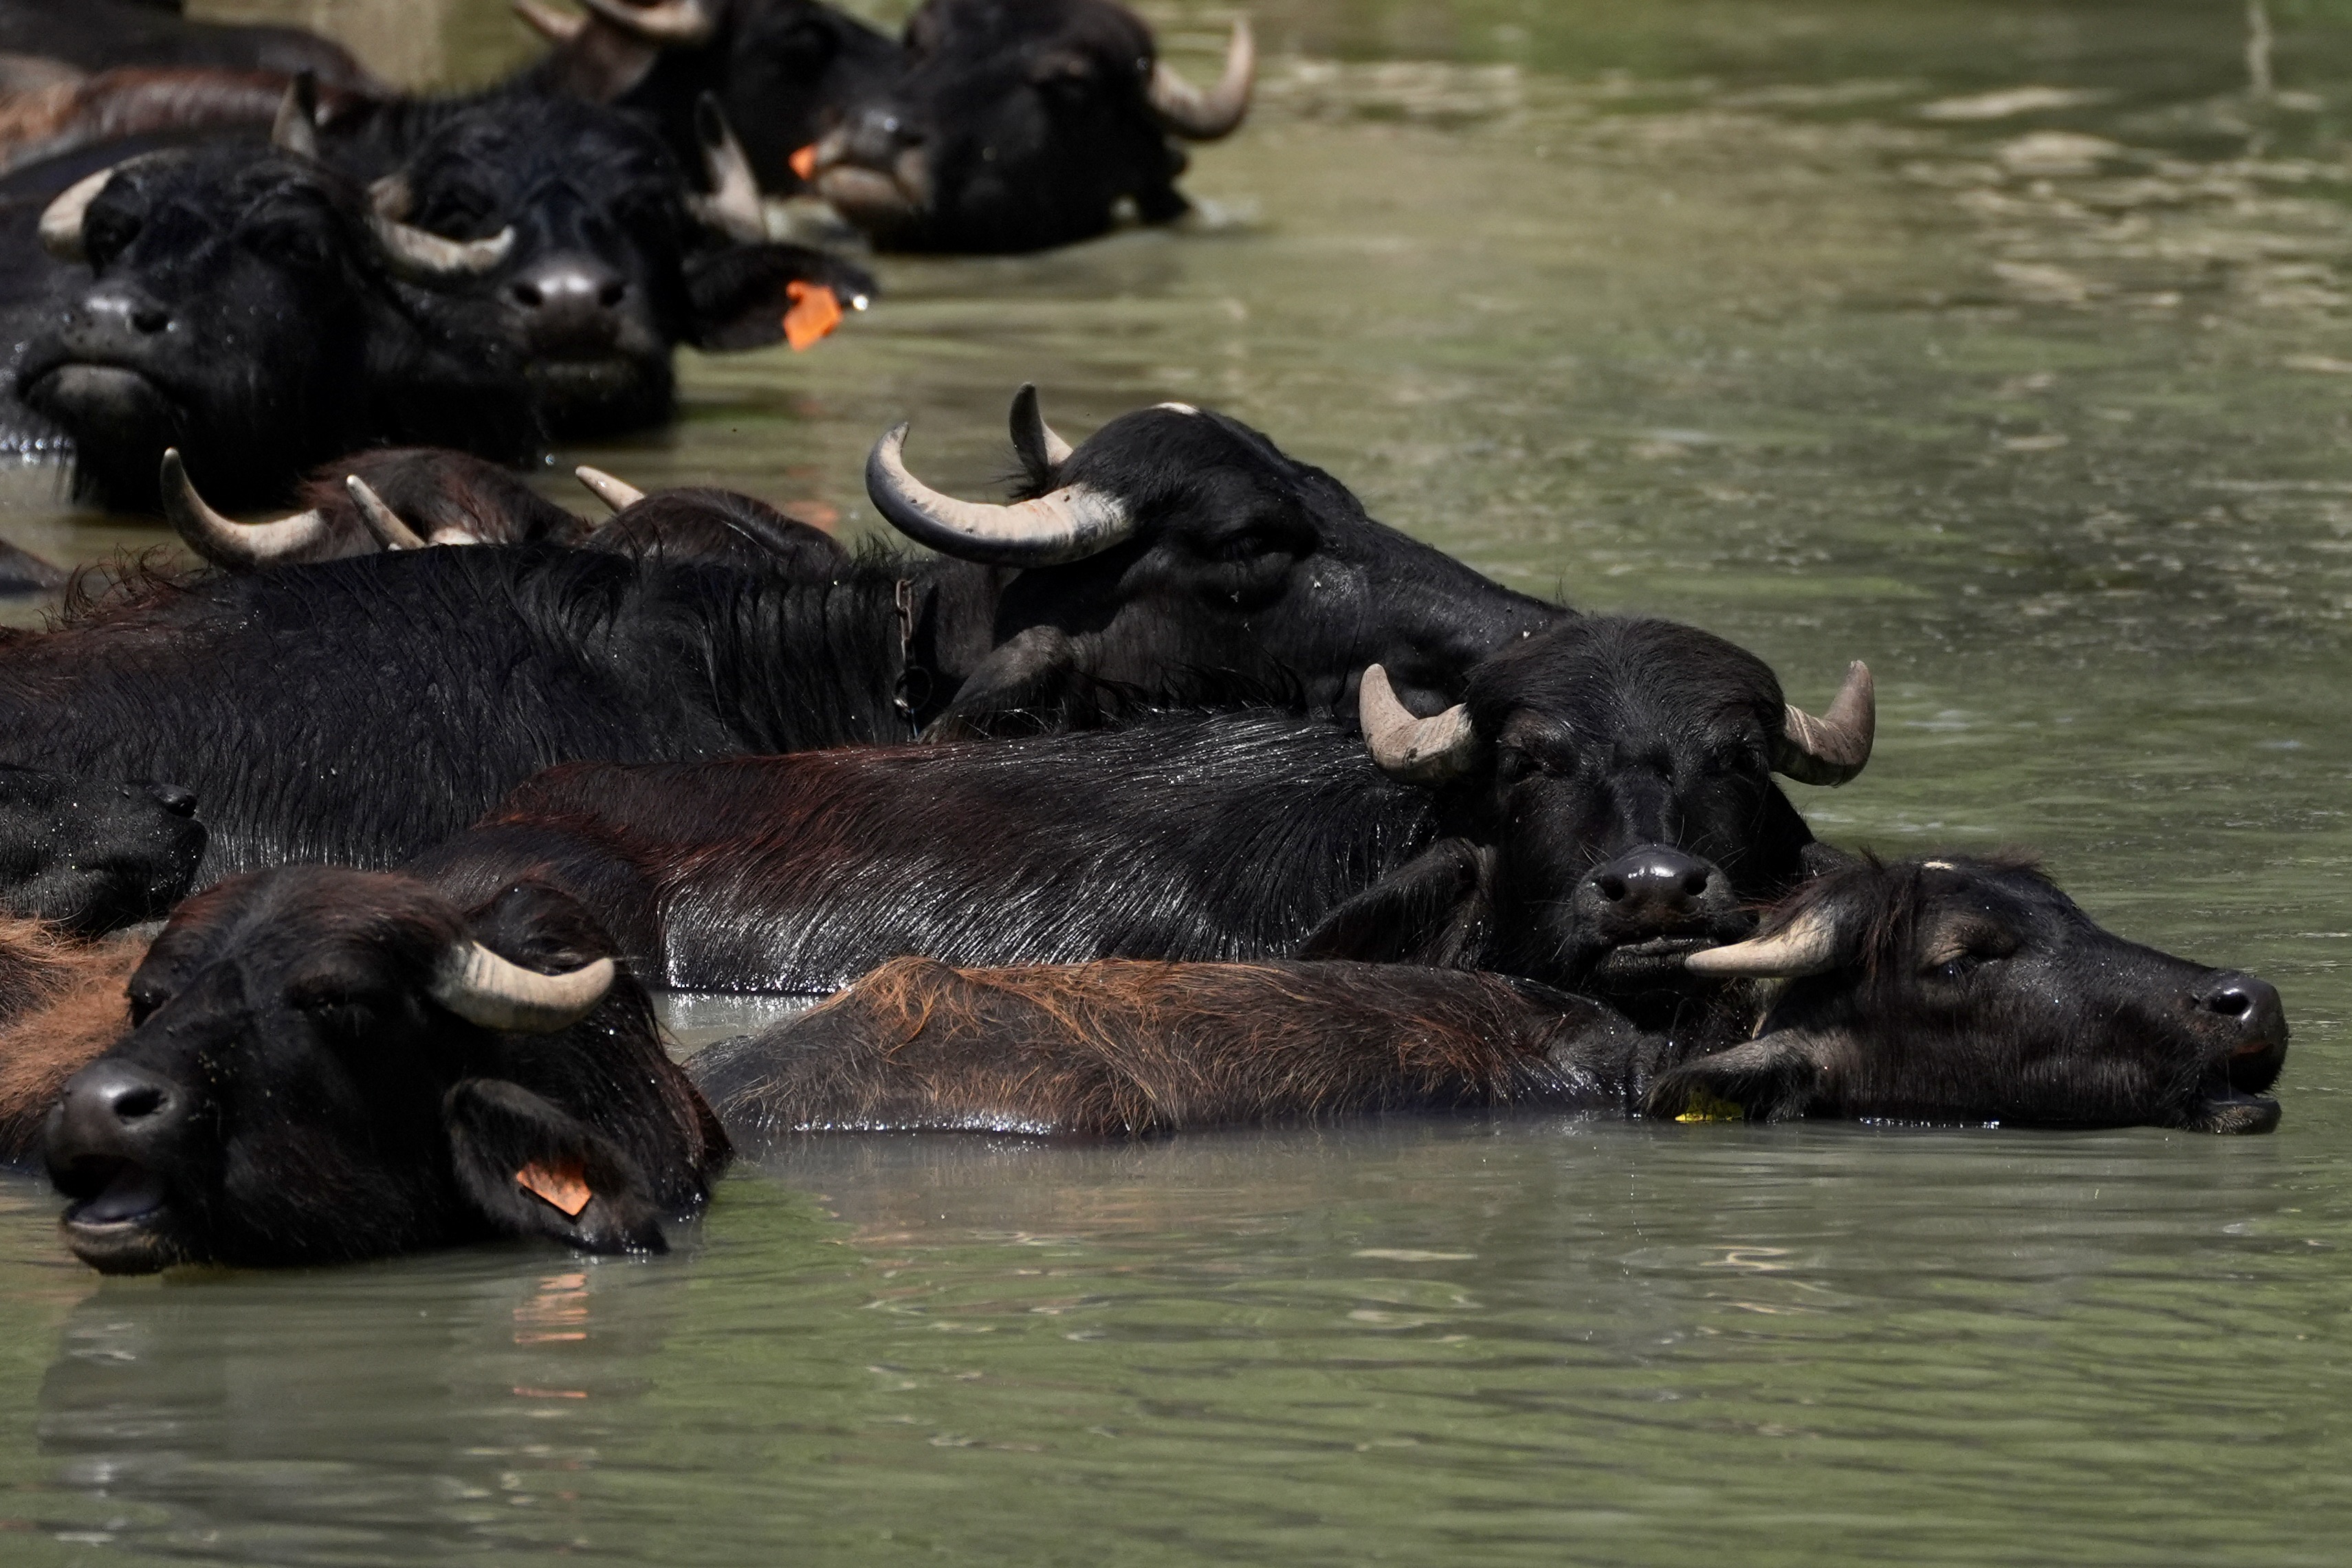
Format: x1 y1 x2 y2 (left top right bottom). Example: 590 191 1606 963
866 421 1134 567
160 449 332 569
575 465 646 513
512 0 586 43
1774 661 1875 787
270 74 320 160
430 941 616 1033
345 476 429 551
1684 905 1850 980
37 166 116 262
575 0 716 44
685 94 765 244
367 176 516 278
1146 18 1255 140
1009 383 1075 478
1358 663 1480 784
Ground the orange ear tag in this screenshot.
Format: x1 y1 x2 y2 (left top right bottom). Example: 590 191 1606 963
789 143 820 180
783 281 843 351
516 1160 593 1217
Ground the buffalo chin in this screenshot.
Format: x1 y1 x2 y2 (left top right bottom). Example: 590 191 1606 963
22 364 182 509
815 167 925 244
525 357 666 437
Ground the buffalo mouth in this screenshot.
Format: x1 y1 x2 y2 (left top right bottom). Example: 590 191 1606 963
2186 1082 2282 1135
21 363 177 441
56 1158 186 1274
1594 933 1722 983
813 158 929 240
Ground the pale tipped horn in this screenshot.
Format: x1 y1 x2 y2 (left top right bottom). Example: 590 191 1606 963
38 166 115 262
1684 905 1850 980
574 0 716 44
685 94 765 243
1358 663 1480 783
1008 383 1075 478
866 421 1134 568
430 941 615 1033
512 0 586 43
366 176 516 278
270 75 319 159
160 449 333 570
575 465 645 513
1146 18 1255 140
1774 660 1875 787
345 475 429 551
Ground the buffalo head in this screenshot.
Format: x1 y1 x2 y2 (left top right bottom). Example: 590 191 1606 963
0 763 204 935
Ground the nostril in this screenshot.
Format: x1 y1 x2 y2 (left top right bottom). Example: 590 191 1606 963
512 281 544 309
1596 876 1628 903
109 1085 165 1122
597 280 625 308
149 782 198 817
2206 988 2254 1019
131 307 168 335
1679 870 1711 897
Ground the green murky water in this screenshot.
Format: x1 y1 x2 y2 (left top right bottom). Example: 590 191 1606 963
3 1 2351 1560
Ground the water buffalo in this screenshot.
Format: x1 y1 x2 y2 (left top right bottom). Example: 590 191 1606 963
423 615 1872 1015
809 0 1253 252
692 856 2289 1139
0 760 205 934
0 395 1556 879
43 866 729 1274
0 0 378 92
0 922 147 1163
19 87 875 507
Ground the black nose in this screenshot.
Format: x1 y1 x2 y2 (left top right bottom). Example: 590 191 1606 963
46 1062 187 1167
1578 845 1726 932
506 254 627 352
844 106 919 164
144 781 198 818
2196 973 2288 1053
67 287 172 349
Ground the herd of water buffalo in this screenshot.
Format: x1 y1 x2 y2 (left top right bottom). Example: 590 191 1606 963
0 1 2294 1281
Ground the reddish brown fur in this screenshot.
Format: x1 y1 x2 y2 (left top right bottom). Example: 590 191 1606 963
0 918 143 1162
697 958 1627 1139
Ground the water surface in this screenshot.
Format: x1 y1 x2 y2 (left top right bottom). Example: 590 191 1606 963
4 1 2352 1560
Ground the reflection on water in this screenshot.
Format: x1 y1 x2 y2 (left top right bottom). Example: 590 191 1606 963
7 0 2352 1562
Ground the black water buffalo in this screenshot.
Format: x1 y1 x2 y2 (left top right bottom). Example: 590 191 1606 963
18 87 875 507
0 0 377 92
0 760 205 934
0 395 1557 879
43 866 728 1273
809 0 1253 252
425 615 1872 1017
692 855 2289 1139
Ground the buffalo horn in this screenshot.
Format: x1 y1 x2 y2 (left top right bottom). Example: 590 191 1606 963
511 0 586 43
430 941 616 1033
866 421 1134 567
1146 19 1255 140
574 0 716 44
345 476 429 551
1358 663 1480 783
366 177 516 278
686 95 765 244
37 166 115 262
575 465 645 513
1773 660 1875 787
1008 383 1075 476
269 77 319 160
160 448 331 569
1684 906 1849 980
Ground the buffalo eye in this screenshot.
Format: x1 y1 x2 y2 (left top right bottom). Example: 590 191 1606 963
124 984 168 1026
1494 746 1533 784
81 206 142 269
1920 919 2020 981
1702 738 1766 779
246 217 338 273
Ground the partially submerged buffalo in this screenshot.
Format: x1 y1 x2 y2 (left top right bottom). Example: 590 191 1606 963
809 0 1254 251
0 760 205 934
0 0 377 91
43 866 729 1273
426 615 1872 1013
693 856 2289 1140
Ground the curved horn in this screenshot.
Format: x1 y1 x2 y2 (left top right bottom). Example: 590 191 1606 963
160 448 331 570
270 75 319 159
574 0 716 44
429 941 615 1033
1357 663 1480 783
366 178 516 278
512 0 586 43
1774 660 1875 787
685 94 765 243
1008 383 1075 477
1146 18 1255 140
575 465 645 513
345 476 429 551
1684 905 1849 980
866 421 1134 567
38 166 115 262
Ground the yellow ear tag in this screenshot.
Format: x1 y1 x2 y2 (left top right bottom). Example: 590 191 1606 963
516 1160 593 1217
783 282 842 351
1676 1089 1746 1124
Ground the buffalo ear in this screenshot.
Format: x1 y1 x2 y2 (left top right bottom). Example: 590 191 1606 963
444 1079 668 1254
1296 839 1490 966
1645 1033 1837 1123
683 243 877 353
